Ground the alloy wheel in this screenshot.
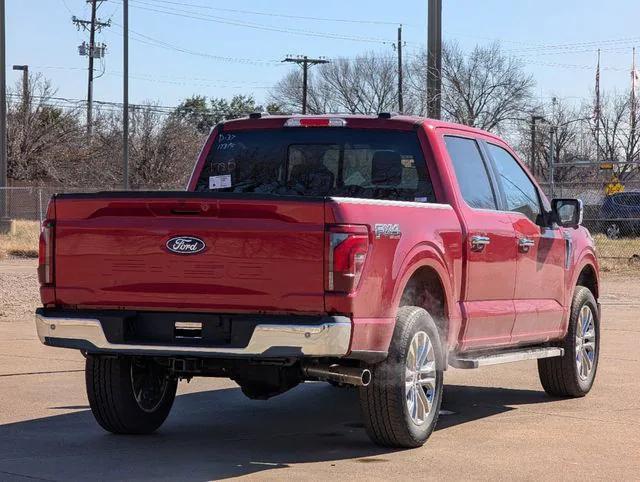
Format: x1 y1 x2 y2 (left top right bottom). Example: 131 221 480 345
405 331 437 425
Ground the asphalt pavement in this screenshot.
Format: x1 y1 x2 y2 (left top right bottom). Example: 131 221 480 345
0 260 638 481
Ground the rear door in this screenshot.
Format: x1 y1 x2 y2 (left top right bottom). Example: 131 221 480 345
441 132 518 350
484 142 566 343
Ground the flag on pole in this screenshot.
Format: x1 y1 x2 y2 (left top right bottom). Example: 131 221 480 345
594 49 601 123
631 47 638 127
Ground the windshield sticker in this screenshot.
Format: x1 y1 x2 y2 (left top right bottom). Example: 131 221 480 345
209 175 232 189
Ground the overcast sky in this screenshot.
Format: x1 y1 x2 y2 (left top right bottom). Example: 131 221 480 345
5 0 640 109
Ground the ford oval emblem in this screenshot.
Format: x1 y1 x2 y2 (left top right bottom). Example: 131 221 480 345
166 236 206 255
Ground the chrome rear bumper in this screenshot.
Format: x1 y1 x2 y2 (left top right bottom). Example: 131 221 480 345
35 313 352 358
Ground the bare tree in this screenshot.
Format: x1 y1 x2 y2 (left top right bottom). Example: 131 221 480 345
7 74 84 182
270 52 398 115
592 93 640 180
439 42 534 131
405 42 534 130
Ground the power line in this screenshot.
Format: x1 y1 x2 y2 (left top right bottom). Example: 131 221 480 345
141 0 406 26
108 0 392 44
109 21 284 65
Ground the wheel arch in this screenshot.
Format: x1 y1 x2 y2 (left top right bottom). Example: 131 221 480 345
576 263 599 300
392 253 459 360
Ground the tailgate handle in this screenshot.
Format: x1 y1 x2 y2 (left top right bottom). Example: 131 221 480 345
171 208 202 215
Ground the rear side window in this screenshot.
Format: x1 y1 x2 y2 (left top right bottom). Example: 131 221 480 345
488 143 541 222
444 136 497 210
195 128 435 202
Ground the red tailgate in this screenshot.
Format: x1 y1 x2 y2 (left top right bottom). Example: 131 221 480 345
52 194 326 314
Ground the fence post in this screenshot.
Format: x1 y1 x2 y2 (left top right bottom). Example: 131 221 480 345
38 188 43 223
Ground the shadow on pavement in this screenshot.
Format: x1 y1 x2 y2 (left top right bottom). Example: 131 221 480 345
0 382 553 480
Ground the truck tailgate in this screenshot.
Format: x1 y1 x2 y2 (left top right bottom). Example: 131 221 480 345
52 194 326 314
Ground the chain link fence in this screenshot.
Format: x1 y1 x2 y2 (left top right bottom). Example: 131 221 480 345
0 186 172 223
2 182 639 261
540 180 640 260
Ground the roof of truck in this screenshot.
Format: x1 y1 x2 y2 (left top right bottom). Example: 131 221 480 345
220 113 498 139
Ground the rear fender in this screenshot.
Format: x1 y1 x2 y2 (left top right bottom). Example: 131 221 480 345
391 243 460 349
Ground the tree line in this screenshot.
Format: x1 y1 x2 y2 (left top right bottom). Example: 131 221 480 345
6 42 640 189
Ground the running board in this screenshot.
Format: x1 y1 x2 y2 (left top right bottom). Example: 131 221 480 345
450 347 564 369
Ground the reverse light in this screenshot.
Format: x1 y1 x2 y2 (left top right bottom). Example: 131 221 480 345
285 117 347 128
326 225 369 293
38 220 54 285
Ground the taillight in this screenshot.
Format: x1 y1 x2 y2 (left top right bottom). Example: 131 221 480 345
38 220 54 285
326 225 369 293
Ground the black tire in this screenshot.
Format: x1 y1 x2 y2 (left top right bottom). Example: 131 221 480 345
359 306 444 448
538 286 600 397
86 355 178 434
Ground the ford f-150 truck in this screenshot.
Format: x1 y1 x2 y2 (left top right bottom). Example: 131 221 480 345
35 114 600 448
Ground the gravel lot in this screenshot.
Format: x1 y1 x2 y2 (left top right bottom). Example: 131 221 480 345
1 259 638 481
0 259 40 321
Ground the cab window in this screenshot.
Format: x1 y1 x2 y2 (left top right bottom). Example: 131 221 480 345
444 136 497 210
488 143 541 222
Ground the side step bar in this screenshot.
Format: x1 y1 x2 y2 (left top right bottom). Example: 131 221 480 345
450 347 564 369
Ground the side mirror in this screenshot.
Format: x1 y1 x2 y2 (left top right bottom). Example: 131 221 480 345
551 198 583 228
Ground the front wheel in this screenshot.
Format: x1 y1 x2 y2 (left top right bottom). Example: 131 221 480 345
538 286 600 397
359 306 444 448
86 355 178 434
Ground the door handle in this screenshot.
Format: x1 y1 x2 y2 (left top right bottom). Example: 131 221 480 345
470 235 491 252
518 238 535 252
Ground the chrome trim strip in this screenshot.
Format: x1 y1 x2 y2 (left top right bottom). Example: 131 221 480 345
328 197 453 210
35 314 352 357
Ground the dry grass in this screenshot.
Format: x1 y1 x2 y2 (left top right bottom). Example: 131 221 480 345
0 220 40 259
593 233 640 260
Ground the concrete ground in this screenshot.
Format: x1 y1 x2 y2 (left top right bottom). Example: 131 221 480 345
0 259 638 481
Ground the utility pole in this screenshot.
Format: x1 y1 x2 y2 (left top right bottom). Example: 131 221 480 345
12 65 28 126
396 25 404 113
73 0 110 138
123 0 129 190
0 0 9 232
427 0 442 118
530 115 545 178
12 65 28 110
282 56 329 114
427 0 442 119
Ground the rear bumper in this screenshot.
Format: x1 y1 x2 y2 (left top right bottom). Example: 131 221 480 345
35 311 352 358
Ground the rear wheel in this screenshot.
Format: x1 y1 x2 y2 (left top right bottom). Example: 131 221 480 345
359 306 444 448
538 286 600 397
86 355 178 434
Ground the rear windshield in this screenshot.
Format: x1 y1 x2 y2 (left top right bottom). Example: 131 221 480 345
195 128 435 202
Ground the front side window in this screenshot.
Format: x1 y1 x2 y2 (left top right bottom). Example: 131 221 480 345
488 144 541 223
196 128 435 202
444 136 497 210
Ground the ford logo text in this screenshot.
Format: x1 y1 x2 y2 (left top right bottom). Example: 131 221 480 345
166 236 206 255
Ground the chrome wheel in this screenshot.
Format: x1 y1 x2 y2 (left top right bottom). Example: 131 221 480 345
405 331 437 425
606 223 620 239
130 359 170 413
575 305 597 381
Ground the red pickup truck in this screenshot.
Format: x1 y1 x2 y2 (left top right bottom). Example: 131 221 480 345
36 114 600 448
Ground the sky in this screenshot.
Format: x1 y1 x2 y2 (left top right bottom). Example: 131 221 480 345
5 0 640 111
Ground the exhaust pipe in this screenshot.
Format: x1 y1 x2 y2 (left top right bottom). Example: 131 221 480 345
302 363 372 387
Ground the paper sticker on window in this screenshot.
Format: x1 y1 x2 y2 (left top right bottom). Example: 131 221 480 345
209 175 232 189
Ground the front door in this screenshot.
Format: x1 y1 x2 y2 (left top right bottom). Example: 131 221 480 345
485 142 566 343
